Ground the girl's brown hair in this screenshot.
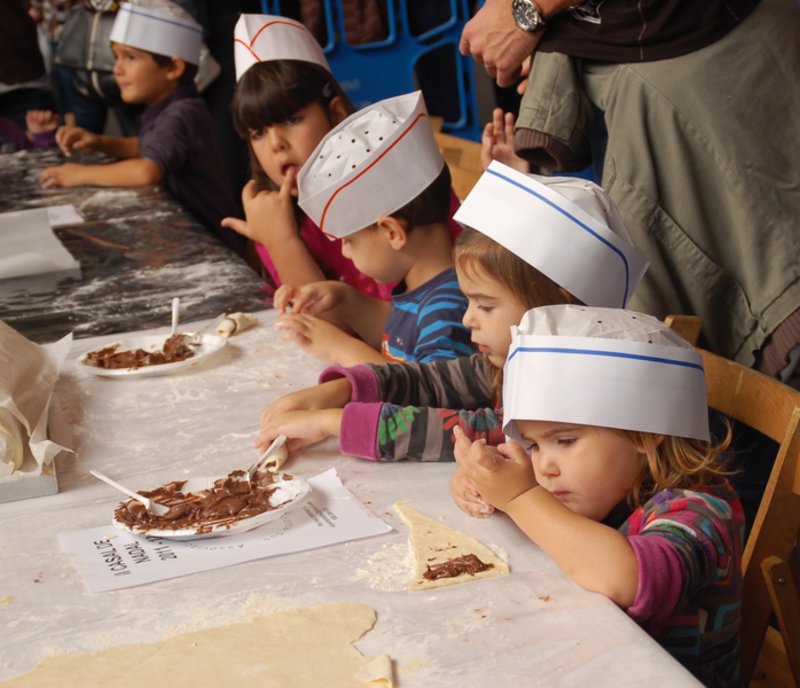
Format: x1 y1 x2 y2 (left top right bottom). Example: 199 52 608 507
454 227 583 401
230 60 354 191
624 425 734 508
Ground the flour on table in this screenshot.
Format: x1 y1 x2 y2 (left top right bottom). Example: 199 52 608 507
395 501 509 591
2 603 393 688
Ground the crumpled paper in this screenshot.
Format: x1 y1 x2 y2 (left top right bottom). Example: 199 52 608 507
0 321 72 480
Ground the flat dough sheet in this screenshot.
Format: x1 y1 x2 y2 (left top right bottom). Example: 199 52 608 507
2 603 392 687
395 501 509 591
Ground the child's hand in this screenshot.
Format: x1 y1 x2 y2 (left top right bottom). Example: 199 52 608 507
40 163 85 188
222 168 297 246
453 425 538 512
450 465 495 518
25 110 58 134
275 281 348 315
275 313 364 365
480 107 530 173
258 379 353 437
256 408 342 454
55 126 98 156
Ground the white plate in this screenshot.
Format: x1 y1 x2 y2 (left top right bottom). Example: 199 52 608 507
77 332 227 378
112 474 312 541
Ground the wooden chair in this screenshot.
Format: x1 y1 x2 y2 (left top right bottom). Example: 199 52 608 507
698 346 800 685
433 130 483 201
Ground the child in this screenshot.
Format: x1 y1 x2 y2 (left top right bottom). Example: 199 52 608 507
221 14 462 297
0 110 57 153
38 1 243 257
255 161 648 464
273 91 473 367
455 304 744 686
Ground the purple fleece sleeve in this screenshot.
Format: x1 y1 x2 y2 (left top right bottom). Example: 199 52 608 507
626 535 685 622
338 402 383 460
319 365 381 402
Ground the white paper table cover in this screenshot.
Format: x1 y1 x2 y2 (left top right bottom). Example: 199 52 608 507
0 310 701 687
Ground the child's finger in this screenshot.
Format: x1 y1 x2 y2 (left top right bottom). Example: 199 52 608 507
280 166 296 198
220 216 247 235
241 179 258 203
492 108 505 140
504 111 516 140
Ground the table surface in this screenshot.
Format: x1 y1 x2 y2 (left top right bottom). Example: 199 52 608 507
0 309 702 687
0 148 268 345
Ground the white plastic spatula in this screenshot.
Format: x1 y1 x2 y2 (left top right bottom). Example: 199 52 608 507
90 470 170 516
170 296 180 335
247 434 288 481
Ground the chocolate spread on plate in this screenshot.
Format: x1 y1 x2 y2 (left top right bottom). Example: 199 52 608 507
84 333 195 369
423 553 495 580
114 469 289 533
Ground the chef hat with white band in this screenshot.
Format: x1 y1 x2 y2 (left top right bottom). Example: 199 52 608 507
298 91 445 238
234 14 330 81
454 161 648 308
110 2 202 65
502 305 709 443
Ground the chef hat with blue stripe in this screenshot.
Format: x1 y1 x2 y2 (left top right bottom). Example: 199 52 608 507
110 2 202 65
454 162 648 308
503 305 709 442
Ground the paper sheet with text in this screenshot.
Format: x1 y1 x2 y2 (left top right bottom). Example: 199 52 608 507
58 469 392 593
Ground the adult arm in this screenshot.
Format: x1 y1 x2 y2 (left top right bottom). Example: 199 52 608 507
459 0 578 87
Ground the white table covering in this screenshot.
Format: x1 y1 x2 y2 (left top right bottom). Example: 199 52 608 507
0 310 701 686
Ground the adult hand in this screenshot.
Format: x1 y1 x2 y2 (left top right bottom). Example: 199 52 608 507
481 107 530 172
450 465 495 518
453 425 538 511
459 0 543 88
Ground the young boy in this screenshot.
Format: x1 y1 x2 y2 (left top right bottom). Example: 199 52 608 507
38 1 243 256
274 91 473 367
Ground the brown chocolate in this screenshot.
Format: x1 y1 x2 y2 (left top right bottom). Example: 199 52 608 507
422 553 495 581
114 469 290 533
85 333 195 369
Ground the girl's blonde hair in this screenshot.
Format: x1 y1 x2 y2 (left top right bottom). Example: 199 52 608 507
454 227 583 401
625 424 734 508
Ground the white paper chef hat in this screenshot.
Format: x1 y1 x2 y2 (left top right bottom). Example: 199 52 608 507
234 14 330 81
453 162 648 308
298 91 445 238
110 2 202 65
502 305 709 442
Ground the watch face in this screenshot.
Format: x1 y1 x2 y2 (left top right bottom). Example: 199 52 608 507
513 0 545 32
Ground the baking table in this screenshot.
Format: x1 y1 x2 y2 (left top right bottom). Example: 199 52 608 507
0 309 702 687
0 148 267 344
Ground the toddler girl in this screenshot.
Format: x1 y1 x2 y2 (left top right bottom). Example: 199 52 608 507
256 162 648 465
455 304 743 687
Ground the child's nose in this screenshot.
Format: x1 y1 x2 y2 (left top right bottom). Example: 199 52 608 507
267 127 287 152
462 305 476 329
535 450 560 478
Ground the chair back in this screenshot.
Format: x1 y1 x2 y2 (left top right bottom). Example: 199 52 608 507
700 347 800 683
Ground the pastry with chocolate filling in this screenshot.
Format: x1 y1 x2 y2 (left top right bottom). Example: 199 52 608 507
84 333 195 369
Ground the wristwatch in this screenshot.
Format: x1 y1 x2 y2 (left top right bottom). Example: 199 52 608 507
511 0 547 33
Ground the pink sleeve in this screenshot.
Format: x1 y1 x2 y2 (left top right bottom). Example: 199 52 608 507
339 402 383 460
319 365 380 402
626 535 685 622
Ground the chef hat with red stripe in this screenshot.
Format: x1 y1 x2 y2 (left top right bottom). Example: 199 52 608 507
298 91 445 238
234 14 330 81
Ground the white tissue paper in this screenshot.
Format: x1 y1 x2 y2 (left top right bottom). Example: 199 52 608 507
0 321 72 496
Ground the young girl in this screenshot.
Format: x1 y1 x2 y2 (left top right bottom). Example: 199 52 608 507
256 163 648 466
455 304 743 687
221 14 385 296
222 15 461 298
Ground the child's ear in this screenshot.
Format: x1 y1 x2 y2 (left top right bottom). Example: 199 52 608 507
327 96 349 126
377 215 408 249
165 57 187 82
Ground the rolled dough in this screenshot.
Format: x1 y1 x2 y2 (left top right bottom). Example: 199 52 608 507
2 603 392 687
395 501 509 591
